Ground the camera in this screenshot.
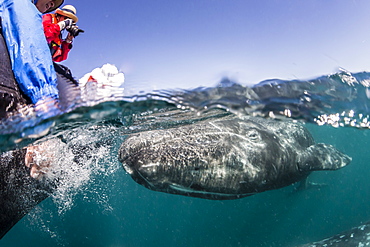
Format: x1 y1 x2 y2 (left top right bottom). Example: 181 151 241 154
66 24 84 37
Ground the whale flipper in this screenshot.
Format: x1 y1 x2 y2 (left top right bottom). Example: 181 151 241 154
294 177 329 191
298 143 351 172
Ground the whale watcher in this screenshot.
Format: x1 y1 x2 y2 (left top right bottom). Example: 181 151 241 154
42 5 82 62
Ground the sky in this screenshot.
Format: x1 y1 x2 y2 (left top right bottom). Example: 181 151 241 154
60 0 370 92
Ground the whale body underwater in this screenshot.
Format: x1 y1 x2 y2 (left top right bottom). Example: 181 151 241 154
301 221 370 246
119 113 352 200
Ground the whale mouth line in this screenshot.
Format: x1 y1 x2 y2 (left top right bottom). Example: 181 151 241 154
168 184 254 198
136 170 156 188
121 162 134 174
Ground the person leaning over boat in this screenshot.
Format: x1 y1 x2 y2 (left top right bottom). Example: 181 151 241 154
0 0 64 116
34 0 62 13
42 5 79 62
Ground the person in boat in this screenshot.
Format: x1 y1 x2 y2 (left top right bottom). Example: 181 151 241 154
0 0 64 118
42 5 80 62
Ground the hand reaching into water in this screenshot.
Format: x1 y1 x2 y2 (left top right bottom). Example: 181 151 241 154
24 141 55 179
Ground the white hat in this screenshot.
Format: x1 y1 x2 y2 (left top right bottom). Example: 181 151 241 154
56 5 78 23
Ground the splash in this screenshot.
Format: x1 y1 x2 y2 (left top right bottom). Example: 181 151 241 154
17 125 122 240
29 125 120 215
78 63 125 106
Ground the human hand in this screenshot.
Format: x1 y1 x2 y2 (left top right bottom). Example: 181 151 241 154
25 144 54 179
66 33 74 43
58 19 73 30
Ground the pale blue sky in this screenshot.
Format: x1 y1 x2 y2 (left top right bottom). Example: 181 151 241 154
61 0 370 92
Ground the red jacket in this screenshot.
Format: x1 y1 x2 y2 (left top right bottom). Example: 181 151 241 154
42 14 72 62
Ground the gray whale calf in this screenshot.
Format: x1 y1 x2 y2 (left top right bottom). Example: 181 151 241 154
119 113 351 200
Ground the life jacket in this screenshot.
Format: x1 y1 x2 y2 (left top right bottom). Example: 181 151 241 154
47 14 63 60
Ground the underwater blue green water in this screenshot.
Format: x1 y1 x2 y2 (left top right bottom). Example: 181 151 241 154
1 71 370 246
